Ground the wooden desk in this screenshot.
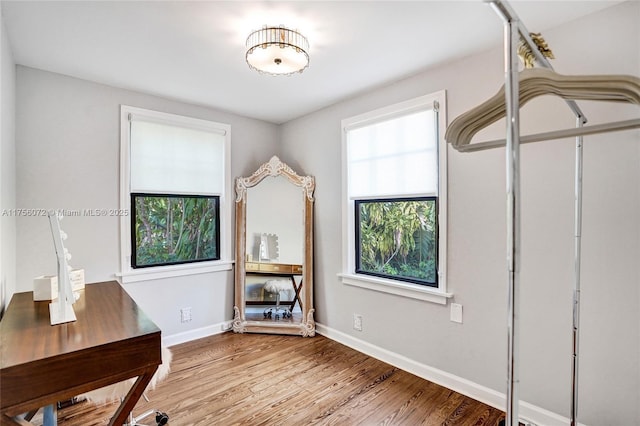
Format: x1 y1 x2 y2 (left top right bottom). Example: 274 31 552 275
0 281 161 426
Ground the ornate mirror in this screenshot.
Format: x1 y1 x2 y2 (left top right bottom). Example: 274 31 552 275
233 156 315 336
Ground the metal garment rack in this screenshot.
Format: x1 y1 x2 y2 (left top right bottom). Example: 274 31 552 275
485 1 587 425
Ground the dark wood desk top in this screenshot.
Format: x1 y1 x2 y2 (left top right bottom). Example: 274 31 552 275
0 280 161 423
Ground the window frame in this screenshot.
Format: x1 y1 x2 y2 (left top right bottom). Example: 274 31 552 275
340 91 452 304
118 105 232 283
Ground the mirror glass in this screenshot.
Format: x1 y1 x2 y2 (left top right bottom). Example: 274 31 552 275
233 156 315 336
246 177 303 265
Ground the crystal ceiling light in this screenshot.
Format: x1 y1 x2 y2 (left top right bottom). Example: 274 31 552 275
246 25 309 75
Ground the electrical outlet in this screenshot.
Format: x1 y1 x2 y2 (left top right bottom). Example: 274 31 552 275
353 314 363 331
450 303 463 324
180 307 192 323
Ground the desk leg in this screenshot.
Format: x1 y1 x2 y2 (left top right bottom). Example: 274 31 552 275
290 277 303 312
108 368 157 426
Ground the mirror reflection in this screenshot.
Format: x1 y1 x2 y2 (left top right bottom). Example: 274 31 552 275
245 177 303 322
246 177 303 264
233 156 315 336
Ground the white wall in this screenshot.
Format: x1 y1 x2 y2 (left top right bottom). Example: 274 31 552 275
280 2 639 424
15 66 279 339
1 11 16 314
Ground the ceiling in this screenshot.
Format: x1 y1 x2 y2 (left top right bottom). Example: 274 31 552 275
1 1 624 124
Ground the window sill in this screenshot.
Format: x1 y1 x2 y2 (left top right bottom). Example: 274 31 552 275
117 260 233 284
339 273 452 305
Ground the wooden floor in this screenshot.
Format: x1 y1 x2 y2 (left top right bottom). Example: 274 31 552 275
45 332 506 425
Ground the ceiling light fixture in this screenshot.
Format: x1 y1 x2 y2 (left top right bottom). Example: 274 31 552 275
246 25 309 76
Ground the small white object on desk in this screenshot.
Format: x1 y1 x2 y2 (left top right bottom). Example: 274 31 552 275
33 269 84 302
33 275 58 301
70 268 85 291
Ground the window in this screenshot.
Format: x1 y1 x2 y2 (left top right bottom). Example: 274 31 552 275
119 106 231 282
355 197 437 285
341 91 450 303
131 193 220 268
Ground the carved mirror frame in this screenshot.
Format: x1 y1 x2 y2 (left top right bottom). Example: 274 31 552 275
233 156 315 336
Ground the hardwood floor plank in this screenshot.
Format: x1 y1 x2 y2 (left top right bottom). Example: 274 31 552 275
38 332 506 425
357 371 441 425
311 367 401 424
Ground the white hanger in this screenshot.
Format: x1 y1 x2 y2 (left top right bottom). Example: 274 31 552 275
445 68 640 152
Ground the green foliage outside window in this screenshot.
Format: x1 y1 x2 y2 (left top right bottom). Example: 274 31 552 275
356 198 437 285
132 194 219 268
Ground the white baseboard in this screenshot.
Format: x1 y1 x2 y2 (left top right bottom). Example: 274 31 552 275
162 320 233 347
316 323 582 426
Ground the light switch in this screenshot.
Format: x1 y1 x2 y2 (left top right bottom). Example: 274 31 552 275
450 303 463 324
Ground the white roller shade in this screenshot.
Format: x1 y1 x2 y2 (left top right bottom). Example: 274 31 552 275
347 109 437 198
130 119 225 195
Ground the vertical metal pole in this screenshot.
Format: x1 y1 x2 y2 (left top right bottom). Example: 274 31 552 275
571 119 584 425
504 17 521 426
486 5 589 425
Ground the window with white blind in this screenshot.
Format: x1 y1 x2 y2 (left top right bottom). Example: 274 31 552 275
340 91 450 303
119 106 232 282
